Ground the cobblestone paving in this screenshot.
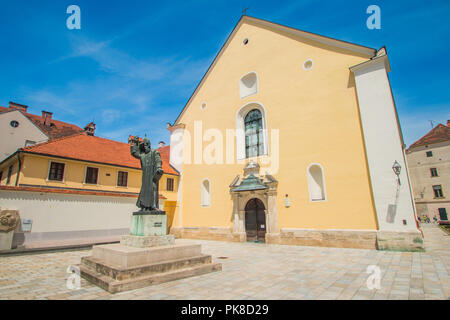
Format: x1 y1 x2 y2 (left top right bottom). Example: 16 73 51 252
0 224 448 300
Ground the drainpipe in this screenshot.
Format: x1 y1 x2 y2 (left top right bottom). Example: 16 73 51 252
15 152 22 187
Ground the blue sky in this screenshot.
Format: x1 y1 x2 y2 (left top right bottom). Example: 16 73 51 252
0 0 449 147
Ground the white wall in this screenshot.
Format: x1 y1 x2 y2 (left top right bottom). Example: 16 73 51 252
169 128 185 173
0 110 48 161
0 190 135 244
406 141 450 202
353 56 417 231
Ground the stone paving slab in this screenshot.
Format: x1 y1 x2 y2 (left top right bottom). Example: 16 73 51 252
0 224 448 300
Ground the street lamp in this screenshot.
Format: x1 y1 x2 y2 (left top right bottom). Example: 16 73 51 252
392 160 401 185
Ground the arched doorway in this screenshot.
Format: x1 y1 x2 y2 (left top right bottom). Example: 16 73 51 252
245 198 266 242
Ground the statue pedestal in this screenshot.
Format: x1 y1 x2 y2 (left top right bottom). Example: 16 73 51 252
130 211 167 236
79 211 221 293
120 234 174 248
0 231 14 251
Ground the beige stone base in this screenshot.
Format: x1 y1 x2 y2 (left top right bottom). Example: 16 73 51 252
170 227 243 242
170 227 424 251
79 243 221 293
171 227 378 248
267 229 378 249
120 235 175 248
376 230 424 251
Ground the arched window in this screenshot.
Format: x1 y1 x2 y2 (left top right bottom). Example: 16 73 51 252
307 164 327 201
201 179 211 207
239 72 258 98
236 103 268 160
245 109 264 158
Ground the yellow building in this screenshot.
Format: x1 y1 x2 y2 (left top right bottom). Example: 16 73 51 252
0 132 179 246
167 16 422 250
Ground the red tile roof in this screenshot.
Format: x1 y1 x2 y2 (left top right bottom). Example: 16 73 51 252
0 105 84 139
20 133 179 175
408 123 450 149
158 145 179 176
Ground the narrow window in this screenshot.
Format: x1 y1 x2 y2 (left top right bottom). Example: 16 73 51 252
117 171 128 187
48 162 65 181
433 185 444 198
245 109 264 158
201 179 211 207
6 165 13 185
438 208 448 220
167 178 174 191
85 167 99 184
307 164 326 201
426 151 433 157
0 171 3 185
430 168 438 177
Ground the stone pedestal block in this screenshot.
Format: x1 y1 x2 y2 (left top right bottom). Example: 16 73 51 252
79 243 221 293
130 212 166 236
0 231 14 250
120 235 175 248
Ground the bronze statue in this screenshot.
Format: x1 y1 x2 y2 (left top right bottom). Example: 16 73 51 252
130 136 164 213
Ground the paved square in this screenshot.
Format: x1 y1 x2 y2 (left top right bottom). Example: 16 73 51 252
0 224 448 300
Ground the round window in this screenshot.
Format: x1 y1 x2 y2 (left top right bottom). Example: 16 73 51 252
201 102 207 110
243 38 249 45
10 120 19 128
303 59 313 70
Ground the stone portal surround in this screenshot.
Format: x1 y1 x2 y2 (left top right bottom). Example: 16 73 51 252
170 226 425 251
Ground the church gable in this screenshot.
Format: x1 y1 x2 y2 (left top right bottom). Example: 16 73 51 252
174 16 376 125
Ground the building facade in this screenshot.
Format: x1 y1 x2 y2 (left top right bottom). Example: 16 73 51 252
406 122 450 221
0 101 85 161
167 16 422 251
0 133 179 247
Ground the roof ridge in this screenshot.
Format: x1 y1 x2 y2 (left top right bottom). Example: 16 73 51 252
83 134 131 145
21 132 87 151
245 15 376 52
408 122 450 149
173 15 377 125
1 104 83 130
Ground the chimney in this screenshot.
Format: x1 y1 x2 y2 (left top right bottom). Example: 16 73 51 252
9 101 28 112
447 120 450 127
84 122 96 136
158 141 166 148
41 111 53 126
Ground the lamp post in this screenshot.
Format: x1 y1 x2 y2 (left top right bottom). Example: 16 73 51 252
392 160 401 185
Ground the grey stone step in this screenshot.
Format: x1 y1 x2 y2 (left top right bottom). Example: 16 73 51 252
79 261 222 293
81 253 213 280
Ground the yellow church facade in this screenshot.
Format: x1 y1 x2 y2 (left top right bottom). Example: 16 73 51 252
168 16 423 251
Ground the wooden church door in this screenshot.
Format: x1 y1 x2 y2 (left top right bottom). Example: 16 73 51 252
245 198 266 242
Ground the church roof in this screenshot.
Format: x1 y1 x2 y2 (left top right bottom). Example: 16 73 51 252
172 15 377 126
9 133 179 175
408 122 450 149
